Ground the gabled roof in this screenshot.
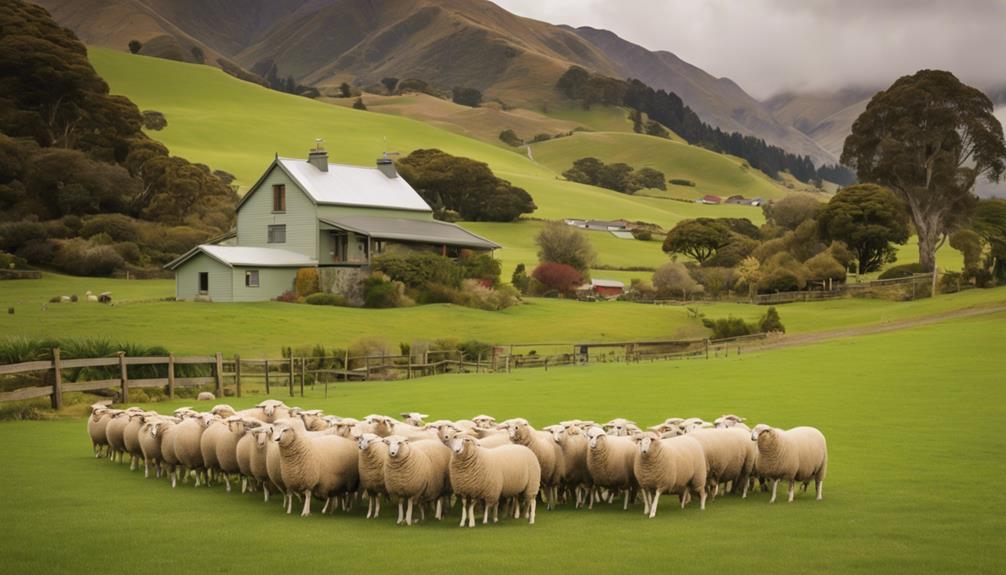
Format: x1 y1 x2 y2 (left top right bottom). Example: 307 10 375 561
237 157 432 212
164 245 316 270
591 279 625 288
319 216 500 250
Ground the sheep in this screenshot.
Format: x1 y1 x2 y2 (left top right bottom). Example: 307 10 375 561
105 409 138 463
714 414 749 431
215 416 259 492
400 412 429 426
199 415 229 485
272 419 359 516
603 418 637 436
248 425 278 502
159 417 185 487
173 413 214 486
439 425 510 449
85 290 98 302
585 426 638 510
98 292 112 303
449 435 540 527
503 418 564 510
86 404 112 457
235 424 257 493
294 409 328 431
547 423 591 508
196 392 216 401
472 414 496 429
356 433 390 518
122 410 153 470
632 432 707 518
676 427 755 500
382 435 452 525
750 424 828 503
254 399 290 423
373 415 438 441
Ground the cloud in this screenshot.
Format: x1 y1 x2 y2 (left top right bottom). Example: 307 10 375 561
491 0 1006 99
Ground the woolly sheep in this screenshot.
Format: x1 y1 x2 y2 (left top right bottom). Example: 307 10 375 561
105 409 138 463
215 416 259 492
714 414 749 431
632 432 707 517
547 423 591 508
249 425 278 502
85 290 98 302
86 404 112 458
503 419 564 510
603 418 637 436
199 416 229 485
138 416 174 479
449 435 540 527
686 428 757 499
173 413 214 486
400 412 429 426
255 399 290 422
159 417 185 487
122 410 152 470
356 433 390 518
272 419 359 516
382 436 452 525
196 392 216 401
585 426 638 509
235 425 256 493
472 414 497 429
750 424 828 503
373 416 438 441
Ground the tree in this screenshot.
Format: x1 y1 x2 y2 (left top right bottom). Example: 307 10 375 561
189 46 204 64
141 110 167 130
759 307 785 333
841 70 1006 272
652 262 702 299
662 218 732 264
949 229 983 272
352 97 367 110
128 40 141 54
531 262 582 296
452 86 482 107
972 199 1006 280
535 221 595 272
381 77 399 94
339 82 352 98
762 194 821 230
817 184 910 273
735 256 761 299
499 129 521 147
511 263 530 294
630 167 666 191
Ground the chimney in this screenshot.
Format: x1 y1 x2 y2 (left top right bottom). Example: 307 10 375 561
376 157 397 178
308 139 328 172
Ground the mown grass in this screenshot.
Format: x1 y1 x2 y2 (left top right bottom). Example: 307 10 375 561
3 273 1004 357
1 311 1002 573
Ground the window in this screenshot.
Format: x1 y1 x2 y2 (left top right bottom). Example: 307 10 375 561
198 272 209 294
272 184 286 212
267 224 286 244
245 270 260 288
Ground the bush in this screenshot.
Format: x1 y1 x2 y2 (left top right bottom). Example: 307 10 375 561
757 252 809 293
652 261 703 299
273 290 299 303
511 263 530 294
458 252 502 284
703 316 755 340
362 273 409 308
458 339 494 359
762 194 821 230
531 262 583 296
624 278 656 301
759 307 785 333
294 268 319 297
878 262 927 280
804 251 847 282
452 86 482 107
499 129 522 147
141 110 167 131
52 238 125 276
372 252 462 289
691 266 736 298
630 228 652 241
304 292 349 306
939 271 964 294
669 178 696 187
536 221 596 272
352 97 367 110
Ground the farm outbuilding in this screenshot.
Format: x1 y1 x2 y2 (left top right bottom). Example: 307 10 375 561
587 279 625 298
167 246 314 302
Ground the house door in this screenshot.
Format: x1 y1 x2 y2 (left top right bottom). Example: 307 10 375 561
332 232 348 263
198 272 209 294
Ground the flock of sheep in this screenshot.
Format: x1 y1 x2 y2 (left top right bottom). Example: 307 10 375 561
86 400 828 526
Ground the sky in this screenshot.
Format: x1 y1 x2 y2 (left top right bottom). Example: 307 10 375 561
490 0 1006 99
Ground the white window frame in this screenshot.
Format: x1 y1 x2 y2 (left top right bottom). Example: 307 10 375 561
267 224 286 244
245 270 260 288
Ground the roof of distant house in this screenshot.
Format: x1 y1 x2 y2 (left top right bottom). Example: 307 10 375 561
591 279 625 288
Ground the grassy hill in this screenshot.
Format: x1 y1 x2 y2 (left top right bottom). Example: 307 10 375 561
3 310 1004 572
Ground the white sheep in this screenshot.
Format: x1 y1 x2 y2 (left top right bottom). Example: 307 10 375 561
400 412 429 426
356 433 390 518
750 424 828 503
472 414 497 429
382 435 452 525
373 416 439 441
449 435 540 527
603 418 637 436
122 410 152 470
503 418 564 510
547 423 591 508
254 399 291 422
235 425 257 493
215 416 259 492
196 391 216 401
86 404 112 458
585 426 638 509
138 416 175 479
172 413 214 486
272 419 359 516
159 417 186 487
85 290 98 302
104 408 139 463
687 427 758 499
714 414 749 431
633 432 707 518
199 415 228 485
248 425 277 502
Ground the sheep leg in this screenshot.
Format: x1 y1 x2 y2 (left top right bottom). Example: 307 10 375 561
699 487 707 510
406 498 414 526
366 495 373 519
397 500 404 525
467 500 476 528
742 477 750 499
170 468 177 488
129 455 136 471
493 501 500 523
528 497 536 525
321 497 331 514
769 479 779 504
286 492 294 514
143 458 149 478
622 489 630 510
641 489 651 515
459 496 467 526
787 480 795 503
374 496 381 518
300 491 312 517
224 474 232 493
513 498 520 519
649 490 661 519
435 497 443 520
815 478 824 501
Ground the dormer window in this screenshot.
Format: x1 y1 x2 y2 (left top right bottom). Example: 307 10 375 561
272 184 286 212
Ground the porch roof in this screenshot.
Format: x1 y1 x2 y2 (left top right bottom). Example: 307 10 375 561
319 216 500 250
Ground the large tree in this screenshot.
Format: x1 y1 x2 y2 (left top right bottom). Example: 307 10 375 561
817 184 910 274
841 70 1006 272
662 218 733 264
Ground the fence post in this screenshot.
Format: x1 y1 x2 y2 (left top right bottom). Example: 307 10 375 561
264 360 270 395
299 358 305 397
365 356 371 381
167 353 175 399
407 353 412 379
214 352 223 397
288 356 294 397
234 355 242 398
118 351 129 403
51 347 63 410
704 339 709 360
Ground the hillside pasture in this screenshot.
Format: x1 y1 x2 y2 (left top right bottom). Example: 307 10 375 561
0 311 1002 573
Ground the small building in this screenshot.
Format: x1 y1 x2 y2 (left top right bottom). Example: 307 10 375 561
165 146 499 302
725 195 747 204
564 218 628 231
587 278 625 298
697 195 722 205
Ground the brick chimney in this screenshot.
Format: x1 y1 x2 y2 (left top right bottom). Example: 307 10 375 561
376 157 397 178
308 139 328 172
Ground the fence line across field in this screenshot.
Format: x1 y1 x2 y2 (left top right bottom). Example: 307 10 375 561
0 333 776 407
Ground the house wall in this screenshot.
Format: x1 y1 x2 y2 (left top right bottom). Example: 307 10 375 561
174 254 232 302
230 267 298 302
237 167 318 260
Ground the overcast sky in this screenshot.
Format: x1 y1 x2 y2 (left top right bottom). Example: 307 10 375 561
491 0 1006 99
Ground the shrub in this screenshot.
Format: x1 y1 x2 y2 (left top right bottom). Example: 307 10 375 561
452 86 482 107
762 194 821 230
759 307 785 333
511 263 530 294
624 278 656 301
652 262 703 299
294 268 319 297
691 266 736 298
669 178 696 187
939 271 964 294
499 129 522 147
531 262 583 296
878 262 926 280
536 221 596 272
141 110 167 131
757 252 809 293
631 228 652 241
458 339 494 359
273 290 299 303
418 283 459 304
703 316 755 340
805 251 847 282
458 252 501 284
352 97 367 110
304 292 349 306
529 133 553 143
52 239 125 276
363 273 408 308
372 252 462 289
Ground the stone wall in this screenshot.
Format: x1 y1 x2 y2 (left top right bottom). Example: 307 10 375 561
318 267 368 306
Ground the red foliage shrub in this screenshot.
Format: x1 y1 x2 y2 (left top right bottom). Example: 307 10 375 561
531 262 583 296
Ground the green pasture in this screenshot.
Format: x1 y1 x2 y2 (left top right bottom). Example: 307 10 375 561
1 311 1003 573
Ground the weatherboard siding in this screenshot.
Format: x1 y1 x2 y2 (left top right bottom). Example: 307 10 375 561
237 168 318 260
230 267 298 302
315 205 434 221
175 254 232 302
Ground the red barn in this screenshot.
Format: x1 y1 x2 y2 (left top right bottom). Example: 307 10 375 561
590 279 625 298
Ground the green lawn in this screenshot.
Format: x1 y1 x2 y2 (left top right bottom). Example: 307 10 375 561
1 311 1002 573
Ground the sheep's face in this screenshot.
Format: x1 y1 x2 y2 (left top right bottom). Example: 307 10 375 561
449 436 478 456
437 426 461 445
383 436 408 458
751 424 773 443
272 424 296 447
586 427 606 449
401 412 428 426
146 422 162 438
357 433 380 451
714 414 745 429
90 407 108 422
472 415 496 429
637 434 656 455
257 400 285 419
253 427 273 448
544 425 564 443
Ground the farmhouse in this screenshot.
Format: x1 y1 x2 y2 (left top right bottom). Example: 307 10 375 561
166 146 499 302
697 195 722 205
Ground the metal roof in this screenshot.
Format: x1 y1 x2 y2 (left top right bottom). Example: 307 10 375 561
591 279 625 288
319 216 500 250
274 158 432 212
164 245 316 270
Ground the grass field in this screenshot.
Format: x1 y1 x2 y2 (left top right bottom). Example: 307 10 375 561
1 311 1003 573
3 273 1004 356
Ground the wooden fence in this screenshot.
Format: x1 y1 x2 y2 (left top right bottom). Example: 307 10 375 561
0 334 779 408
